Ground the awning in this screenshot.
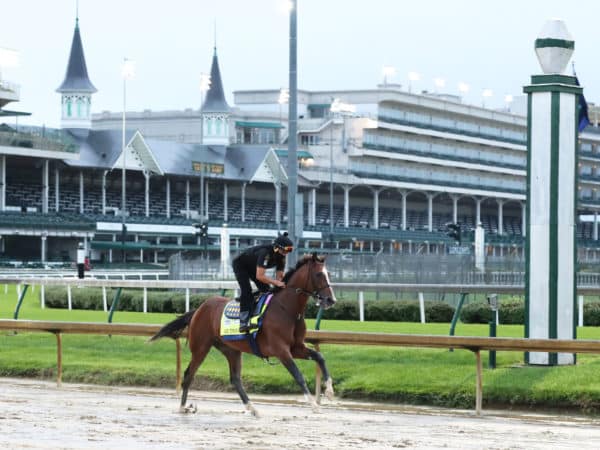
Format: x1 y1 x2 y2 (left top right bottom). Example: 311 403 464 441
90 241 205 251
0 110 31 117
235 121 284 129
275 149 313 159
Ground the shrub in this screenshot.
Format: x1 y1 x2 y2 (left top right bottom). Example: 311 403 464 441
584 302 600 326
460 302 493 324
43 287 210 314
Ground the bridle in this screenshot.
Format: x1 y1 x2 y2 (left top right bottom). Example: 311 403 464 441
291 260 332 307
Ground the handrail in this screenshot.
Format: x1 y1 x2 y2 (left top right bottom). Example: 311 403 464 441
2 318 600 415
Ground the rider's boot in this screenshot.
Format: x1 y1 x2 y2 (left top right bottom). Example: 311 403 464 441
239 310 251 333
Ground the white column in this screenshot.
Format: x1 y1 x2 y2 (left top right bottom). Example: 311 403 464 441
54 168 60 212
101 170 107 215
42 160 49 214
241 182 246 222
144 171 150 217
497 199 504 236
476 197 482 226
166 178 171 219
427 193 433 232
452 195 459 224
311 188 317 225
372 188 380 229
205 180 210 219
0 155 5 211
344 186 350 228
401 191 407 231
79 171 84 214
223 183 228 222
185 179 190 218
524 58 578 365
40 235 47 263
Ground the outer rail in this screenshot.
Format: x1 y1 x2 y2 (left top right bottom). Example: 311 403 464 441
3 319 600 414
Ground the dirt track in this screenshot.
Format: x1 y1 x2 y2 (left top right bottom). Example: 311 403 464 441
1 378 600 449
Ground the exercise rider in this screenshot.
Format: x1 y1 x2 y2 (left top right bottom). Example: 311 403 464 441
232 233 294 333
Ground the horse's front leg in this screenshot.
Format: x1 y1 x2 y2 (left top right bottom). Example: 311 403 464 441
278 353 320 413
292 345 334 401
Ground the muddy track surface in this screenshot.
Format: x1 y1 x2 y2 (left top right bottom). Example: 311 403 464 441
1 378 600 449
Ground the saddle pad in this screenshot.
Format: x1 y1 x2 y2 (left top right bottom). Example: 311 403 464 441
220 293 272 338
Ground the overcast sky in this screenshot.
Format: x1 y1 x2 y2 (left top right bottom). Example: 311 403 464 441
2 0 599 128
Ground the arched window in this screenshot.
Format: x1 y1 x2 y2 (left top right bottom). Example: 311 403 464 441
66 98 72 117
76 97 83 117
216 118 222 135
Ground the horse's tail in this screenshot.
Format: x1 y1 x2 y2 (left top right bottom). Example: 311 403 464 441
148 309 197 342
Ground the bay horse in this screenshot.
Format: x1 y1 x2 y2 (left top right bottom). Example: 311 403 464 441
150 253 336 417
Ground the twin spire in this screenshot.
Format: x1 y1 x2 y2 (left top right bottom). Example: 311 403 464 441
56 17 96 94
57 12 230 133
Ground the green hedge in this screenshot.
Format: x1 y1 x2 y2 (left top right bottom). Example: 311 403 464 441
460 300 600 326
43 287 211 314
43 288 456 322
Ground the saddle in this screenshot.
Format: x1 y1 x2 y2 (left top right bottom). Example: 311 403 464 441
221 292 273 338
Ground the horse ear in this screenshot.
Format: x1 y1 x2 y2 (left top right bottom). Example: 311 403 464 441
311 252 318 261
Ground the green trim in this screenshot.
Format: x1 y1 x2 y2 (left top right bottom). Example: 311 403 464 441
534 38 574 49
275 149 313 159
548 91 560 366
530 75 577 86
235 121 284 129
573 95 579 351
524 92 532 363
524 84 582 95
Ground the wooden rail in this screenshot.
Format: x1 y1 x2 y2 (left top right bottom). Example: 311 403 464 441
3 319 600 414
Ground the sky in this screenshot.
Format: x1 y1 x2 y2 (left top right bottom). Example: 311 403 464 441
2 0 600 128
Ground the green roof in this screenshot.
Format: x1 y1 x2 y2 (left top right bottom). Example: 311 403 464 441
235 121 283 129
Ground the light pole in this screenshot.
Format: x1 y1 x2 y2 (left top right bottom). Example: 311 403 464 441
121 58 135 262
287 0 298 256
199 72 211 220
407 71 420 93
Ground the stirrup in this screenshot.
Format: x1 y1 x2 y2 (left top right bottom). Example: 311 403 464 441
239 322 251 333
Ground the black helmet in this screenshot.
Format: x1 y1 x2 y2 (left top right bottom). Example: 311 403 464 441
274 232 294 252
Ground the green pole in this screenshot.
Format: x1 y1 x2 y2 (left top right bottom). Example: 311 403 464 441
489 319 497 369
108 287 123 323
315 306 324 330
449 292 468 337
13 284 30 320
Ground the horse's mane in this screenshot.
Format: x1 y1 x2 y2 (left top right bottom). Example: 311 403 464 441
282 254 318 283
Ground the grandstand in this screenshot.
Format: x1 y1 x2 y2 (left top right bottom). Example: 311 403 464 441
2 15 600 269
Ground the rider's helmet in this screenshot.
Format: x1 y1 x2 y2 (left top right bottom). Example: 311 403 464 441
274 232 294 254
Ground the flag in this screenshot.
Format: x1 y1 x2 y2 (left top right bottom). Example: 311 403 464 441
575 76 590 132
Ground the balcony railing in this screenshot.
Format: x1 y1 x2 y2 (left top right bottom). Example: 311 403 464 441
0 130 78 153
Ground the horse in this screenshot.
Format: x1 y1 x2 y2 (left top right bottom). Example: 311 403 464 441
149 253 337 417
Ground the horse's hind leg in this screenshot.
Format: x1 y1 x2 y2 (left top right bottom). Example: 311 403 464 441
179 340 212 413
213 341 259 417
292 346 334 401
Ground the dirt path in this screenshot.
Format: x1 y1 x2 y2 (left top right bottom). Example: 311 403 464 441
1 378 600 449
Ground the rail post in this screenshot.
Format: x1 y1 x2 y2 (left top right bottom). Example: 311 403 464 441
107 287 123 323
13 284 30 319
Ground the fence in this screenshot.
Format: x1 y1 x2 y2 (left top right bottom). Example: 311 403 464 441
3 319 600 414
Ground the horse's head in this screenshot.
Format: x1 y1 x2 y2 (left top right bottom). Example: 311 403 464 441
306 253 337 309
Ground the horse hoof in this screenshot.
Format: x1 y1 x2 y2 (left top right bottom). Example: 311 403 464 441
245 402 260 418
325 379 335 401
179 403 197 414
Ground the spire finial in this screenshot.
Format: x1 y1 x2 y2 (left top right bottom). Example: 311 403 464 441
214 19 217 53
76 0 79 27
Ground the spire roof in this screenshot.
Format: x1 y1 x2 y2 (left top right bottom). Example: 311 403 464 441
56 19 97 93
201 47 230 113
